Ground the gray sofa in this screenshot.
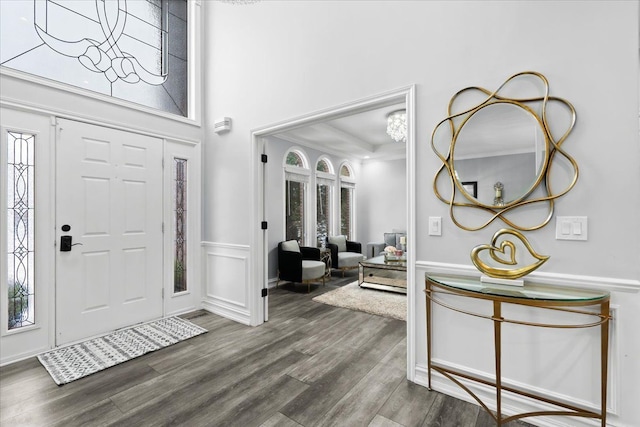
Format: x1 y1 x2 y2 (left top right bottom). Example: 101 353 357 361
366 231 406 258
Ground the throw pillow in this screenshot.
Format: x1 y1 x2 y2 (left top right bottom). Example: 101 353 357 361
281 240 300 253
384 233 397 247
328 235 347 252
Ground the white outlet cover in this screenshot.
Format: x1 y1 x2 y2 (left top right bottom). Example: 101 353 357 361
429 217 442 236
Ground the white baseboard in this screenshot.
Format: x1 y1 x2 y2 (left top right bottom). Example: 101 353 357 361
0 345 49 367
268 277 278 288
202 298 251 326
414 364 615 427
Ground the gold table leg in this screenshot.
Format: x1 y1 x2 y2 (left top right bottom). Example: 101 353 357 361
601 300 610 427
493 301 502 427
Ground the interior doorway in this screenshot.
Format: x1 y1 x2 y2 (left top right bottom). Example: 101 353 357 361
251 86 416 379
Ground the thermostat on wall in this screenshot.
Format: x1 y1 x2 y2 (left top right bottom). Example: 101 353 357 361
214 117 232 133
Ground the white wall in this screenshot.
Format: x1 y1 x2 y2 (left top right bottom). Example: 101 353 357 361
204 1 640 426
358 158 407 253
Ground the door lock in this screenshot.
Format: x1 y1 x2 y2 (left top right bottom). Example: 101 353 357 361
60 235 83 252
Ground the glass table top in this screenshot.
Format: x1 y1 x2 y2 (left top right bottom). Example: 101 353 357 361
427 274 609 302
362 255 407 269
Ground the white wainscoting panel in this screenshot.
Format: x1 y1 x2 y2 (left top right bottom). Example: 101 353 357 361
414 261 627 427
202 242 251 325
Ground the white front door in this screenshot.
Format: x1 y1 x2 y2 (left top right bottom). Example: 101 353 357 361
55 119 163 345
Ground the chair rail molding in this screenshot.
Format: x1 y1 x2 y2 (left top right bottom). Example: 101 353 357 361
415 261 640 293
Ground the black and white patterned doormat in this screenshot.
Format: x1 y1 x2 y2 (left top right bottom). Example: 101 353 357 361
37 316 207 385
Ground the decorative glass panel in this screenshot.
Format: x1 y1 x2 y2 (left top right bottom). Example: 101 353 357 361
7 132 36 330
340 186 352 239
174 158 187 293
285 180 305 243
340 165 350 177
316 183 330 245
286 152 303 167
0 0 188 117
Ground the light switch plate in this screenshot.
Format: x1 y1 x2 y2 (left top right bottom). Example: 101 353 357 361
556 216 588 241
429 217 442 236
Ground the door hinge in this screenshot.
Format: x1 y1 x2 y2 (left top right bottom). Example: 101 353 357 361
261 288 268 298
261 221 268 230
261 154 268 163
162 222 165 233
162 288 165 298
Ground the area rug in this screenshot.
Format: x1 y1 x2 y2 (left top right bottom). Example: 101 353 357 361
312 281 406 321
37 316 207 385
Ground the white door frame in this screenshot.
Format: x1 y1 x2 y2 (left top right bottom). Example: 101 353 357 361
163 138 203 317
250 85 417 381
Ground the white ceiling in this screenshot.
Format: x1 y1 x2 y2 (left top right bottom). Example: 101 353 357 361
273 102 406 161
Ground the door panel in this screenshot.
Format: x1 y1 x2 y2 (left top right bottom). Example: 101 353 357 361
56 119 163 345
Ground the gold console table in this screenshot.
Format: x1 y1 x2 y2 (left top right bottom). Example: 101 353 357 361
425 275 611 426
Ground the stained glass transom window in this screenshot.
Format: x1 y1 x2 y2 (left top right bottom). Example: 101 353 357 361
7 132 36 330
174 158 187 293
340 165 351 177
0 0 189 117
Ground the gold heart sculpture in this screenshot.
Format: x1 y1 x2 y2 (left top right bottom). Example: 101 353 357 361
471 229 549 280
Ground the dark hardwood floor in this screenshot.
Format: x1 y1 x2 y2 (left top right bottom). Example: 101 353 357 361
0 271 532 426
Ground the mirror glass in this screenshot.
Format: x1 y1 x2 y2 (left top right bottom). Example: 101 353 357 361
452 103 546 207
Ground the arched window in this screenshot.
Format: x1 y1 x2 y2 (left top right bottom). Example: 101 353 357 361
283 149 310 244
316 159 331 173
339 162 356 239
315 157 335 245
286 151 305 167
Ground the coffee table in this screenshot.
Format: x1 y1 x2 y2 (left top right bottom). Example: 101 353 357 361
358 255 407 294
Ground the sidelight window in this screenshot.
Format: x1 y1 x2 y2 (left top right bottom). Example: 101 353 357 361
173 158 187 293
6 131 35 330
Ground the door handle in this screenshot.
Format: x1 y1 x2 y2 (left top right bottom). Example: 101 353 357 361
60 235 83 252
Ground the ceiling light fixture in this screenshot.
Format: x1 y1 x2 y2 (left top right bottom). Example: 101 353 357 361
386 109 407 143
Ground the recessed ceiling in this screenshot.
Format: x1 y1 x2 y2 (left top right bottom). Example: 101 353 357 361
273 102 406 161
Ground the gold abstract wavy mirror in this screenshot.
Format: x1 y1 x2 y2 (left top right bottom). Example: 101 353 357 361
431 71 578 232
431 71 578 281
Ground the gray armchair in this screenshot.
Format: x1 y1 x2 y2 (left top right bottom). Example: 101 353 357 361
326 235 364 277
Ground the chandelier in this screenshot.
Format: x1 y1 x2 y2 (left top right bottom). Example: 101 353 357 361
386 109 407 143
